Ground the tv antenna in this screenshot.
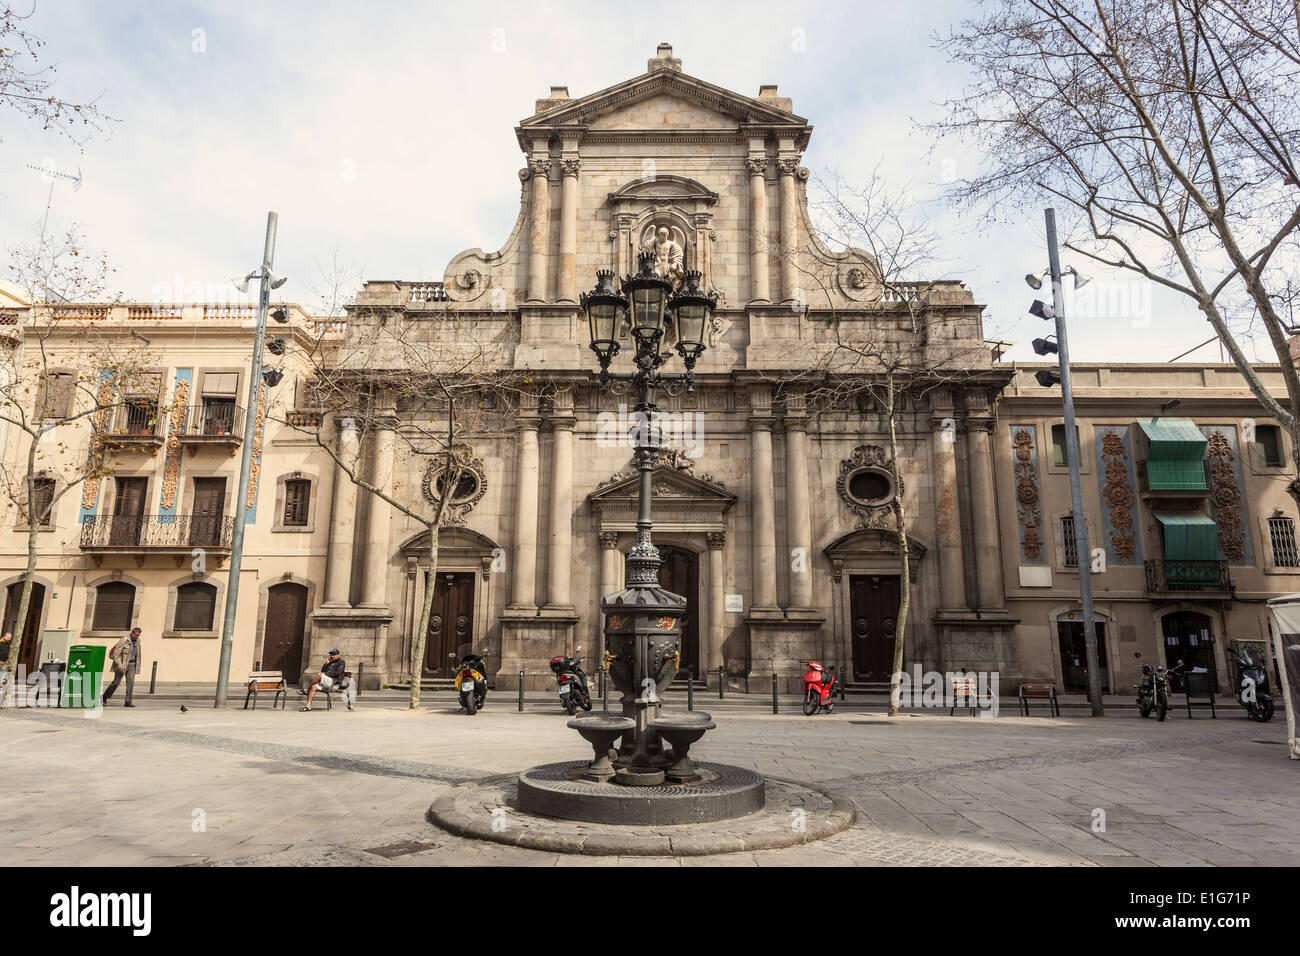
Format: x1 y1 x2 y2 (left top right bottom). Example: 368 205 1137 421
25 162 84 239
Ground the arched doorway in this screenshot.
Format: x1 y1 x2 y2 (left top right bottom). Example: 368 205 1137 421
658 546 700 677
1056 617 1109 693
263 583 308 679
424 571 475 678
1161 611 1219 693
3 582 45 675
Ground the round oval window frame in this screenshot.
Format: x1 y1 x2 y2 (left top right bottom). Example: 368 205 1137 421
845 467 894 506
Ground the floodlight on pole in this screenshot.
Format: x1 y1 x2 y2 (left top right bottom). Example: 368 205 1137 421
1025 271 1045 289
1029 299 1055 320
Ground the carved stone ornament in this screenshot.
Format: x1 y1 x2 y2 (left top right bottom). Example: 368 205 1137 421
1099 430 1136 560
1207 431 1245 561
837 444 901 531
160 376 190 510
1012 429 1044 562
745 157 768 176
598 447 722 488
421 445 488 526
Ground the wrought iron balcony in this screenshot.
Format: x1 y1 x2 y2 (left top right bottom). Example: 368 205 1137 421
99 401 165 449
179 403 245 444
80 514 235 553
1144 558 1231 593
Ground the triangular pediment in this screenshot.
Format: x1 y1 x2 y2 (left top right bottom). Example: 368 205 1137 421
588 465 736 510
518 69 809 143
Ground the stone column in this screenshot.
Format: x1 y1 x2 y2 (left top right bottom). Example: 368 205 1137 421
784 399 813 609
526 157 552 303
707 531 726 676
930 392 966 613
747 156 771 304
545 391 576 608
510 401 542 607
557 159 580 304
750 414 778 610
360 416 396 608
777 158 801 303
322 415 361 606
965 406 1006 612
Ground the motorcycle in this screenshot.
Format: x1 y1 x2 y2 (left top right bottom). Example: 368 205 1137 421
449 647 488 715
1134 651 1184 722
1230 646 1275 722
801 659 838 716
550 645 592 716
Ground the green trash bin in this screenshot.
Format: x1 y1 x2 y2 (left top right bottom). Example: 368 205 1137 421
62 644 106 708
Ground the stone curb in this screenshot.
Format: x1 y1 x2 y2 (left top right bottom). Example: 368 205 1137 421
426 774 857 856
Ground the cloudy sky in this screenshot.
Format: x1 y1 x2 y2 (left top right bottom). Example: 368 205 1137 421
0 0 1258 363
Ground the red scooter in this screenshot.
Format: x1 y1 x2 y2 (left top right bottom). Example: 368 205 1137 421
802 660 838 715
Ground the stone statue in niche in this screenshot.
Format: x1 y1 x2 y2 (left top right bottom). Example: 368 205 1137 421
641 224 686 291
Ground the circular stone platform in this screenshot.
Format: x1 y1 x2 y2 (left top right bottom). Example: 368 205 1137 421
519 761 763 824
427 767 856 856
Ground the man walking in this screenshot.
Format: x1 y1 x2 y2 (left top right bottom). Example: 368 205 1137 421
102 627 142 707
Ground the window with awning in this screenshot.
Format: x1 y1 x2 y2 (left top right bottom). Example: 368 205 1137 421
1139 418 1207 490
1154 512 1220 585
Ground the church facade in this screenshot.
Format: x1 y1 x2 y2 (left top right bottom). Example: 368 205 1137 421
3 46 1298 699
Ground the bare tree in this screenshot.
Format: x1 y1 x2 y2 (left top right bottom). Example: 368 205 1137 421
1 226 151 699
1 2 115 145
772 170 995 715
280 277 523 710
931 0 1300 501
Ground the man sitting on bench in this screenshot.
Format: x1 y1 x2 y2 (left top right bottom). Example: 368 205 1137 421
299 649 345 711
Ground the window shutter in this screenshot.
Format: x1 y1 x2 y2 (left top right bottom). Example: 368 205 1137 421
175 582 217 630
202 372 239 395
93 582 135 631
31 478 55 526
283 479 310 526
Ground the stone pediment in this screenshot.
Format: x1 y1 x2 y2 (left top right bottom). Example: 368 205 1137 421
588 465 736 530
517 69 810 147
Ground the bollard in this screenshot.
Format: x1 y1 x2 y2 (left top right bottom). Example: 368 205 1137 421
518 671 525 712
840 665 847 700
687 667 694 712
600 669 608 713
719 665 725 699
356 662 364 698
149 661 157 695
772 672 779 713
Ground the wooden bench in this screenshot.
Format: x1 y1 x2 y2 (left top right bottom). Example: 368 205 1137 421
244 671 286 710
312 671 355 711
1183 671 1217 719
1019 682 1060 717
950 674 995 716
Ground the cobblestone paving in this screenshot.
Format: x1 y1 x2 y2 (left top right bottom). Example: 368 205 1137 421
2 703 1296 866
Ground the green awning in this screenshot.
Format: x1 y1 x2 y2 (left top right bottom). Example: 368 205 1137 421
1139 418 1207 490
1155 512 1219 561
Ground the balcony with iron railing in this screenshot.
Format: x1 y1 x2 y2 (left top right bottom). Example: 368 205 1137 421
98 401 166 450
179 402 245 446
80 514 235 554
1144 558 1232 595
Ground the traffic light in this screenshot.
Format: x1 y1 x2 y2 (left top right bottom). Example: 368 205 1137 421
1035 368 1061 388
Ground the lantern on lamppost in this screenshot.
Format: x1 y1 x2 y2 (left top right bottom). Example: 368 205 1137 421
578 252 718 785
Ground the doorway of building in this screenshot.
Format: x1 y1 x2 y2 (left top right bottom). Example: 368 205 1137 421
657 546 700 677
1161 611 1219 693
849 574 900 681
3 581 45 675
262 582 308 681
424 571 475 678
111 477 148 546
1056 620 1110 693
189 477 226 547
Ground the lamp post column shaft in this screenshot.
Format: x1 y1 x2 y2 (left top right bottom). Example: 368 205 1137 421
1045 207 1104 717
214 210 277 708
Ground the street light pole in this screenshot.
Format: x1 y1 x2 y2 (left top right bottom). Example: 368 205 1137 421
213 211 278 707
1044 207 1104 717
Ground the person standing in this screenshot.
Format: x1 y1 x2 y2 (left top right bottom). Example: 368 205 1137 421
102 627 142 707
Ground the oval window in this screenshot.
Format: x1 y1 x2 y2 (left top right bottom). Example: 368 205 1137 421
436 472 479 502
848 469 891 503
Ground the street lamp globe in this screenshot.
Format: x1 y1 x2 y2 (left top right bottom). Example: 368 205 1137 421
580 269 627 376
669 269 716 370
622 252 672 346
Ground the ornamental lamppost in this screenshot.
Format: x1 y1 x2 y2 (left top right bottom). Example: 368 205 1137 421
580 253 716 785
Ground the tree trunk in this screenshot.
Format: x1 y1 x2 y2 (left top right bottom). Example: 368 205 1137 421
886 376 912 717
406 526 440 710
4 436 43 704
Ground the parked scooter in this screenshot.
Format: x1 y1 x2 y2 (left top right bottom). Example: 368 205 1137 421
550 645 592 715
450 647 489 715
1134 651 1184 722
801 660 838 715
1230 646 1275 722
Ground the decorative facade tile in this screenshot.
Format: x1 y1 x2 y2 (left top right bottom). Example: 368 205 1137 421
1010 426 1044 564
1094 425 1142 565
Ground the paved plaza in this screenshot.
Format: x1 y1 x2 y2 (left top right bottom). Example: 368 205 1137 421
1 695 1296 866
